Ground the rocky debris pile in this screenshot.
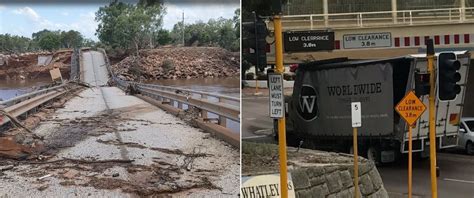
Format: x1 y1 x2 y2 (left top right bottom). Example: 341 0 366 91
111 47 239 81
0 50 72 80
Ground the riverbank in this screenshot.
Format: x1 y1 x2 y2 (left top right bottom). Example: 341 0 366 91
111 47 239 81
0 50 72 80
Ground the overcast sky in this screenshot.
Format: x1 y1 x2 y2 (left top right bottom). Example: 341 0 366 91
0 1 239 41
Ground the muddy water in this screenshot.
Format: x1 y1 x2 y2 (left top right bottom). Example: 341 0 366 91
0 77 52 101
147 77 241 134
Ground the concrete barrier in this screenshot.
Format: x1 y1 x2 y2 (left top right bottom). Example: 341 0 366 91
242 142 388 198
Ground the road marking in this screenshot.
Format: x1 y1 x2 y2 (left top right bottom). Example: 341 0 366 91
242 135 270 139
242 97 268 100
444 178 474 184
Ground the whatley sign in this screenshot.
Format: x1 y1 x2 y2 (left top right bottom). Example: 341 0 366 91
241 173 295 198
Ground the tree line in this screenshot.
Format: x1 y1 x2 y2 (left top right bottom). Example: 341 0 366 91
95 1 240 54
0 1 240 54
1 30 92 53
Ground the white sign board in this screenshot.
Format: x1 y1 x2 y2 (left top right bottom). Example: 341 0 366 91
351 102 362 127
269 74 284 118
241 173 295 198
343 32 392 49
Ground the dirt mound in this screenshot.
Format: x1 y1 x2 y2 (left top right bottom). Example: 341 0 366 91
111 47 239 81
0 50 72 80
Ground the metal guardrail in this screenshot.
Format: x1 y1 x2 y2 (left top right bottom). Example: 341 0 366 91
98 45 241 128
0 83 78 127
279 7 474 30
113 77 240 125
0 84 68 108
70 48 80 81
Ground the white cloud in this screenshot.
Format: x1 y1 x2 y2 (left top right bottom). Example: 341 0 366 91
61 11 69 16
13 7 40 22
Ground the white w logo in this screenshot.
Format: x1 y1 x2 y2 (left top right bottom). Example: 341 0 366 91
300 96 316 113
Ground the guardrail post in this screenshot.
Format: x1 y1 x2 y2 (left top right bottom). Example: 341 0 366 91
391 0 397 24
202 95 208 119
323 0 328 27
219 116 227 127
409 11 413 25
218 97 226 127
310 15 314 29
359 13 363 27
403 11 406 23
357 14 360 26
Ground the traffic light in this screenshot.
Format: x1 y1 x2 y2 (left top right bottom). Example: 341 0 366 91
438 52 461 101
242 16 267 72
415 72 430 97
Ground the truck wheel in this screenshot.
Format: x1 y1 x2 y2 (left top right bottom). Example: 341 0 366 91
466 141 474 155
366 146 381 165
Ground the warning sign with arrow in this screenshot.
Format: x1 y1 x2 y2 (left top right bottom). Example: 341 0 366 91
395 91 427 126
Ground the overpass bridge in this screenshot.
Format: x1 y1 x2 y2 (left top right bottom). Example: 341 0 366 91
0 49 239 196
265 7 474 62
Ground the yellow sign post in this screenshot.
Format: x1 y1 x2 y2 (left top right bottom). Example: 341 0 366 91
395 90 427 198
273 15 288 198
425 39 438 198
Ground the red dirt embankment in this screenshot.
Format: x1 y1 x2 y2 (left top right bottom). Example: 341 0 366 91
111 47 239 81
0 50 72 80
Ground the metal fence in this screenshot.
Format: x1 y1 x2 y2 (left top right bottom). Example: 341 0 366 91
280 7 474 30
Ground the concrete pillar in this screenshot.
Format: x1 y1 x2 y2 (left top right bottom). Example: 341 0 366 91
323 0 328 27
461 0 466 21
392 0 398 24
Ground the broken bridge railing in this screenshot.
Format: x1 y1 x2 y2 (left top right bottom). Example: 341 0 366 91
114 77 239 124
0 83 78 127
99 48 240 147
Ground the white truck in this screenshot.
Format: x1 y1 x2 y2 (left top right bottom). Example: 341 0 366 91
277 51 471 164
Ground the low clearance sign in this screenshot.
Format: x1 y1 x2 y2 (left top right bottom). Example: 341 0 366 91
241 174 295 198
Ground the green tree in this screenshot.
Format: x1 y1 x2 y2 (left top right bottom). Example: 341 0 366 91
0 34 34 53
169 15 240 52
82 38 97 48
156 29 172 45
60 30 83 48
32 29 52 41
233 8 240 39
38 32 61 51
95 1 166 54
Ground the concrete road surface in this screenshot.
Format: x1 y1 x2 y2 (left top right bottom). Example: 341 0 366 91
82 51 109 86
380 151 474 198
0 51 239 197
242 93 474 197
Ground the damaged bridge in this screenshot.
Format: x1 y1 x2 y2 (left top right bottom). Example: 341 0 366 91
0 49 240 197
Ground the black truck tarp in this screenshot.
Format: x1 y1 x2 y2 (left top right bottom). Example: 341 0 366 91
289 57 413 137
